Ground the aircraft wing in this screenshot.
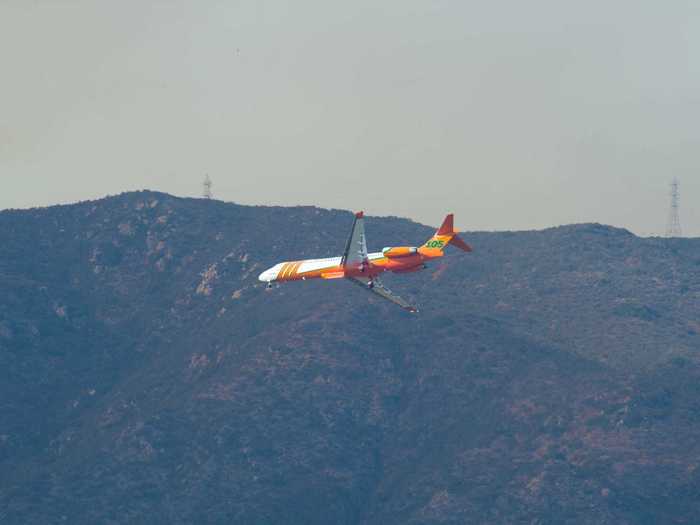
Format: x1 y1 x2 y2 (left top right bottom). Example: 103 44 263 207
348 276 418 313
341 211 368 270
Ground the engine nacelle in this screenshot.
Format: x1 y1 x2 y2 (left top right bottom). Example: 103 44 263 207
382 246 418 258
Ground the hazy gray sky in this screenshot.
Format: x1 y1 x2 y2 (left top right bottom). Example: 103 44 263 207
2 1 699 236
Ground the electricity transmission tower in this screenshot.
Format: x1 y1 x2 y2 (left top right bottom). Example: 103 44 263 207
203 174 213 199
666 178 682 237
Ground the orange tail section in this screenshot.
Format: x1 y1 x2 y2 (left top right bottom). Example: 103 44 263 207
436 213 454 235
418 214 472 256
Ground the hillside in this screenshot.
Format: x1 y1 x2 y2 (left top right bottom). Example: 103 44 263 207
1 191 699 524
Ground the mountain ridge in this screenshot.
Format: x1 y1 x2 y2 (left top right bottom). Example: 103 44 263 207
1 190 699 524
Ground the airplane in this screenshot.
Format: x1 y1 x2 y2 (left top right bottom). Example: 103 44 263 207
258 212 472 312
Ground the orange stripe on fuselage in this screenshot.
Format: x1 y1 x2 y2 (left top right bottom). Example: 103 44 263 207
279 262 290 280
278 261 303 281
278 262 292 280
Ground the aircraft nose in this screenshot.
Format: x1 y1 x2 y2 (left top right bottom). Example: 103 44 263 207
258 263 282 282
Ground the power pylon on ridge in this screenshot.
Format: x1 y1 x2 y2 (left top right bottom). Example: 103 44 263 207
666 178 682 237
203 174 213 200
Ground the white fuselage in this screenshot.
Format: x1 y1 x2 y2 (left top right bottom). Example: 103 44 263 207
258 252 386 282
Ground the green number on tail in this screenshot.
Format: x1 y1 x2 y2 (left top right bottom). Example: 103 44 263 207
425 240 445 249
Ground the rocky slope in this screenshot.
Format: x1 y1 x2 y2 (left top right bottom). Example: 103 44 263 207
1 191 699 524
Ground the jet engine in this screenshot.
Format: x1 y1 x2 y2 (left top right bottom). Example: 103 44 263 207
382 246 418 258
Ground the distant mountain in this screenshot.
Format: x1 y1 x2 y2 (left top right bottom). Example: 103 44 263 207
1 191 699 524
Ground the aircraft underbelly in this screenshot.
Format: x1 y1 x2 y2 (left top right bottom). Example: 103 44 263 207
383 254 422 271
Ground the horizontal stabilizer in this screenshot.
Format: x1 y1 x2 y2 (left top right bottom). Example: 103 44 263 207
449 234 472 252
